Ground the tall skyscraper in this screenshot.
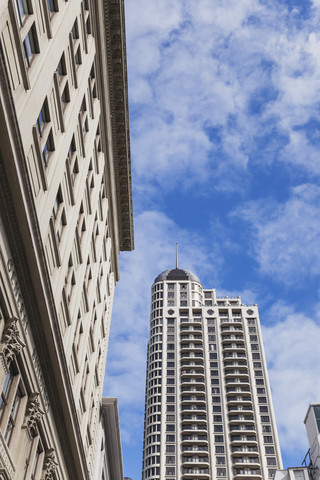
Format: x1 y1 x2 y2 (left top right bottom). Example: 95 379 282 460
142 267 282 480
0 0 133 478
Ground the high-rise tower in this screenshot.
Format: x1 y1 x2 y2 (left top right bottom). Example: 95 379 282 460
142 268 282 480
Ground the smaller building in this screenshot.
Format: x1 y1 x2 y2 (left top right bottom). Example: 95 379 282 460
93 397 124 480
275 403 320 480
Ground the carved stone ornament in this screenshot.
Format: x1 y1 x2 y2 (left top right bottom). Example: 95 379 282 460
24 393 44 430
0 317 25 365
42 449 58 480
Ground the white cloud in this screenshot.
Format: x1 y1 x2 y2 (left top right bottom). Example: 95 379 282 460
233 183 320 283
125 0 320 196
262 307 320 455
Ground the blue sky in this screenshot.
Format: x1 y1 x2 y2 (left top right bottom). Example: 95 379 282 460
103 0 320 478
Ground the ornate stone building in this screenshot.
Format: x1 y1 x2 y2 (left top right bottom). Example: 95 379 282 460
0 0 133 478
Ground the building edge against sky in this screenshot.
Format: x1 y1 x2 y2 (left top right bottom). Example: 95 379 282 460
142 267 282 480
275 404 320 480
0 0 133 478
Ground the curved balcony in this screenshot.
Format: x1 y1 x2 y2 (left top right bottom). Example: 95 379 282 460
226 386 251 394
181 373 205 384
232 458 261 468
221 335 244 343
181 424 208 434
232 446 259 456
181 457 210 466
228 405 254 414
182 445 209 453
224 371 249 381
181 414 207 423
228 415 255 425
181 434 208 444
181 334 203 342
181 395 206 406
181 324 202 332
222 344 246 353
229 425 256 434
181 387 206 396
223 352 247 360
181 359 204 368
181 404 207 413
233 468 262 479
181 378 205 389
180 343 204 353
230 435 258 446
225 376 250 385
182 468 210 478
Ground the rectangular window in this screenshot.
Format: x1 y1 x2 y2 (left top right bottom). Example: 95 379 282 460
0 373 14 420
313 405 320 433
14 0 30 27
166 424 175 432
261 416 270 422
258 397 267 403
217 468 226 477
42 130 54 167
61 83 70 110
265 447 275 454
166 396 175 403
36 99 50 137
293 470 305 480
166 445 175 452
4 387 23 444
22 24 38 67
264 436 273 443
215 446 224 453
47 0 57 14
215 435 224 442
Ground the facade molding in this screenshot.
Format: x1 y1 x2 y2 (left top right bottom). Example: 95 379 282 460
103 0 134 252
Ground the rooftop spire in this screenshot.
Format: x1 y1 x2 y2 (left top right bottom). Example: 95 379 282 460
176 243 178 269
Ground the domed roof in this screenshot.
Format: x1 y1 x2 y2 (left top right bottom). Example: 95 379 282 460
154 268 201 284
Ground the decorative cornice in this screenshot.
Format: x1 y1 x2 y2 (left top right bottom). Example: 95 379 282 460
24 393 44 430
0 317 25 365
41 449 58 480
104 0 134 252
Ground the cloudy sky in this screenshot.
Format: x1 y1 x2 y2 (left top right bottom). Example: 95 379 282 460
103 0 320 478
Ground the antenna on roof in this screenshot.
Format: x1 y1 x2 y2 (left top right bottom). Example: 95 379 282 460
176 243 178 269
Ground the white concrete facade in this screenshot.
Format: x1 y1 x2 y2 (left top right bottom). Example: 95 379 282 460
142 268 282 480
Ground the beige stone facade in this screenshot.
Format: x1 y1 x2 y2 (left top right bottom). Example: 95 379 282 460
0 0 133 478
